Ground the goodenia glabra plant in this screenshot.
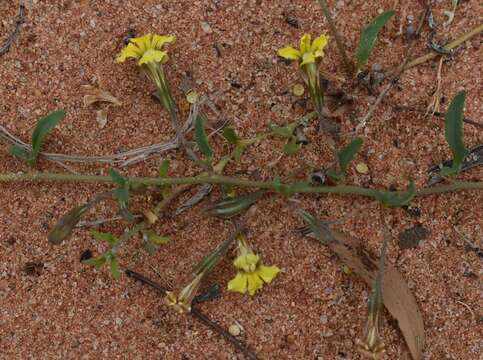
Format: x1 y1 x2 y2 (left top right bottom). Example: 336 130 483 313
2 3 482 359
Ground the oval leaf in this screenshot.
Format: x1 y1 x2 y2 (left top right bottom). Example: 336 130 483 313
356 10 395 68
338 137 363 174
195 115 213 159
31 110 65 161
443 90 468 174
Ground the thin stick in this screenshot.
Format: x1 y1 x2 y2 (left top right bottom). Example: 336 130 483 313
125 270 258 360
0 3 25 56
0 171 482 198
355 7 427 132
405 23 483 70
317 0 354 77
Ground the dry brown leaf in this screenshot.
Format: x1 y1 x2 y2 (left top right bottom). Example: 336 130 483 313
96 109 108 129
326 230 425 360
82 85 122 107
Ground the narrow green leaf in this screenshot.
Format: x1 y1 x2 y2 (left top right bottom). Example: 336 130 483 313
31 110 65 161
82 254 106 269
144 231 170 245
338 137 363 174
9 145 31 163
270 124 293 138
233 145 244 163
195 115 213 159
372 181 416 207
159 159 170 178
109 254 121 280
356 10 395 68
283 138 302 155
192 233 239 276
326 168 343 183
48 204 91 244
222 127 239 144
109 168 126 186
443 90 468 175
91 231 118 246
208 190 265 218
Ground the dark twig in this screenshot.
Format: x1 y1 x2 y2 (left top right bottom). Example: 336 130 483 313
0 3 25 56
125 269 258 360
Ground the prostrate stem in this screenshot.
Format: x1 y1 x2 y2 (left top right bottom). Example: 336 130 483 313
0 171 481 199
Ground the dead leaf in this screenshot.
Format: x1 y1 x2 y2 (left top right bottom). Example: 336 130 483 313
96 109 108 129
301 218 425 360
82 85 122 107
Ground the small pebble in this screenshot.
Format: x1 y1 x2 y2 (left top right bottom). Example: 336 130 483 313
292 83 305 97
371 63 383 72
200 21 212 34
186 91 199 104
356 163 369 174
228 324 241 336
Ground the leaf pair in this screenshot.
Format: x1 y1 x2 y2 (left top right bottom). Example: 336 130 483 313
222 127 260 162
326 137 363 182
270 123 302 155
10 111 65 165
82 231 121 279
371 181 416 207
109 169 134 223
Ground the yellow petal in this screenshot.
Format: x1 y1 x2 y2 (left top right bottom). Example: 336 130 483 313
152 35 176 49
300 52 316 66
258 265 280 283
312 35 329 58
299 33 311 54
234 253 260 272
138 49 168 65
130 34 152 53
278 46 301 60
228 272 248 294
246 273 264 296
116 43 142 63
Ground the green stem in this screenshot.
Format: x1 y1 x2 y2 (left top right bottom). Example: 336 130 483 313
317 0 354 77
1 172 481 198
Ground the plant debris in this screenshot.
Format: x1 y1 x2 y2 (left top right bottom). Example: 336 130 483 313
398 224 429 250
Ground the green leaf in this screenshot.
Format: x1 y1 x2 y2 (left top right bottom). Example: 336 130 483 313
109 254 121 280
208 190 265 218
9 145 31 163
233 145 244 163
222 127 239 144
48 204 91 244
91 231 119 246
31 110 65 162
356 10 395 68
443 90 468 175
159 159 170 178
143 231 170 245
338 137 363 174
82 254 107 269
109 168 126 186
270 124 293 138
192 233 239 276
283 139 302 155
195 115 213 159
372 181 416 207
272 176 294 196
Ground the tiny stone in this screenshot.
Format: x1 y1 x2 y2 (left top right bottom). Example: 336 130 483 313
356 163 369 174
292 83 305 97
200 21 212 34
371 63 383 72
186 91 199 104
228 324 241 336
407 14 414 22
320 315 328 325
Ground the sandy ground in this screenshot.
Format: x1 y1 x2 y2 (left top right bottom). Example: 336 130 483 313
0 0 482 359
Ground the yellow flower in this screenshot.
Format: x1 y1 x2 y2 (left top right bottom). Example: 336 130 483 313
227 238 280 296
116 34 176 65
278 33 329 66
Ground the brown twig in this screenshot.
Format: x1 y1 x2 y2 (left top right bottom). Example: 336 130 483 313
405 23 483 70
125 269 258 360
0 3 25 56
355 7 427 132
